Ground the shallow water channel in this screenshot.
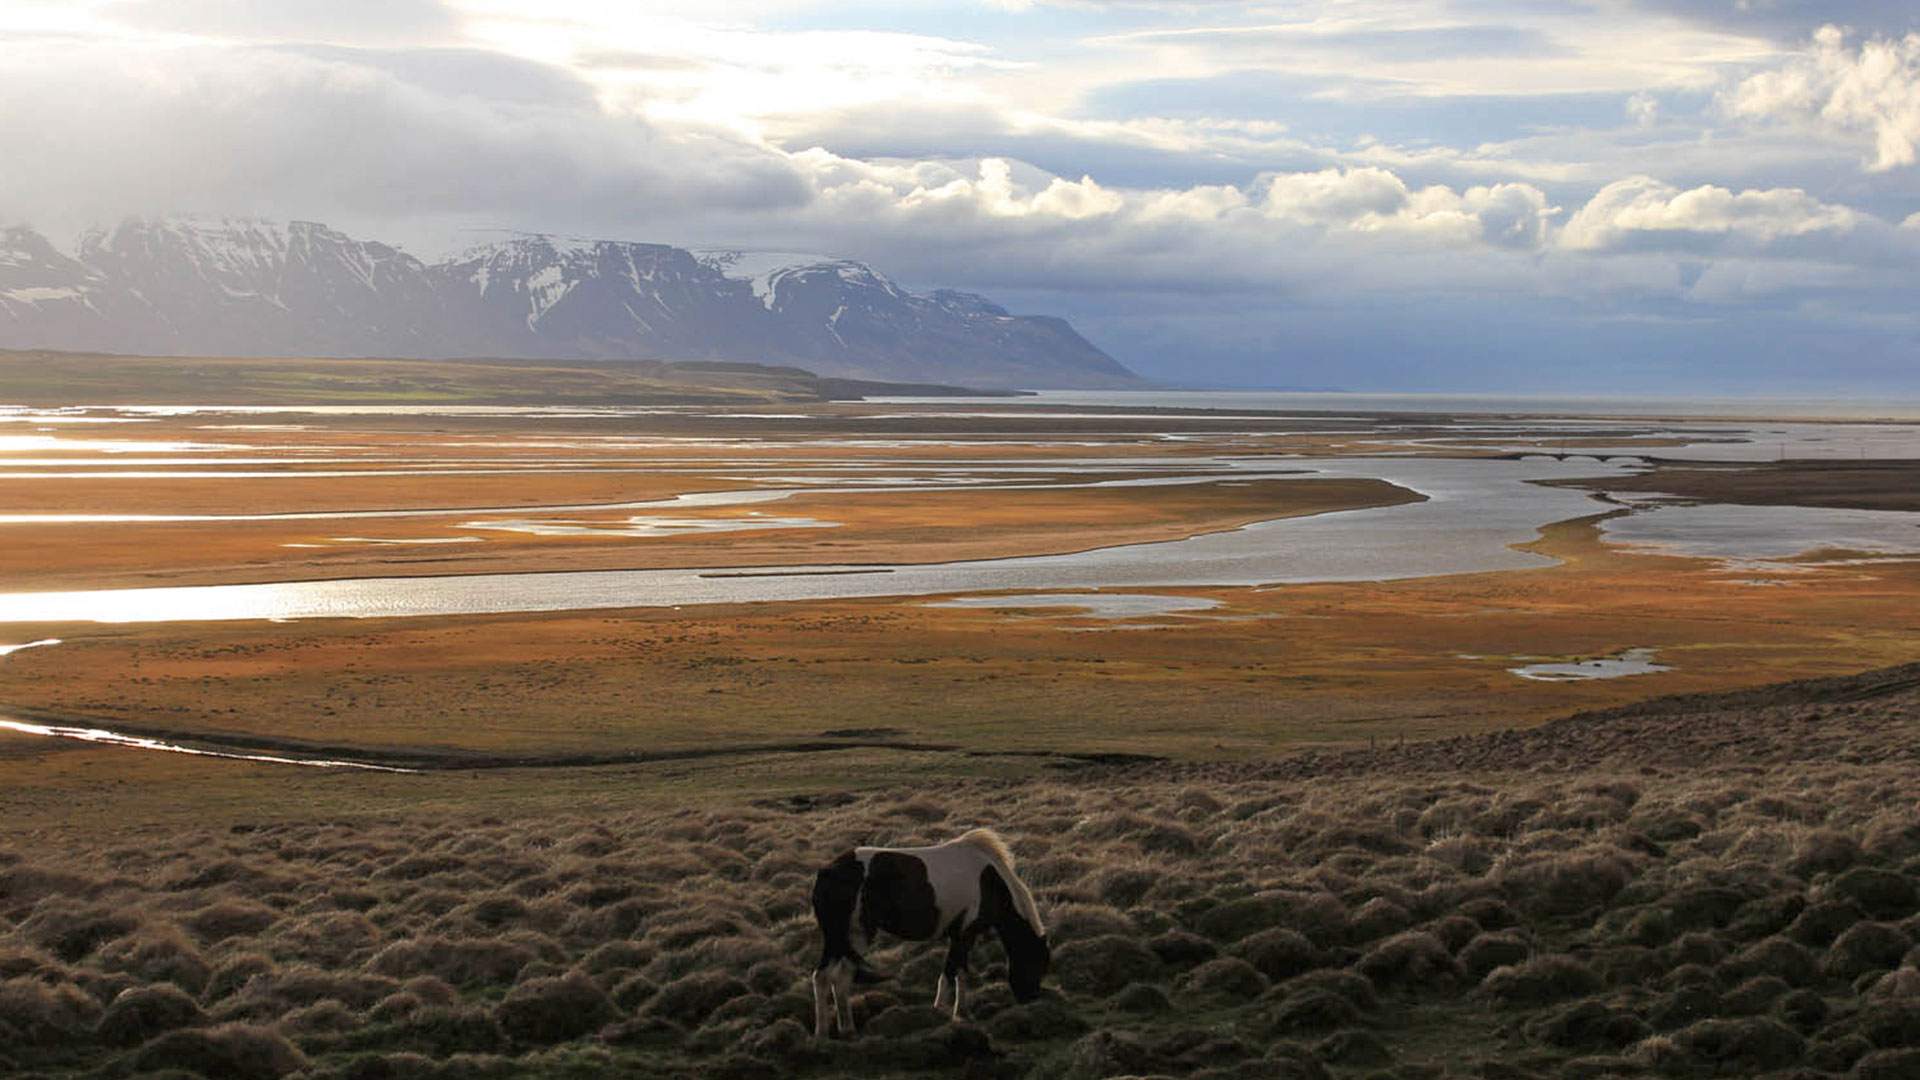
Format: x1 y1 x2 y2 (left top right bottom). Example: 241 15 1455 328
0 456 1634 624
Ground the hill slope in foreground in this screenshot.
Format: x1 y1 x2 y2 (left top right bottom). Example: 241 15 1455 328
5 663 1920 1078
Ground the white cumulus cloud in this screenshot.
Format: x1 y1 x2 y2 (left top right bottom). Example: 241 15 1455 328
1723 24 1920 171
1561 175 1861 252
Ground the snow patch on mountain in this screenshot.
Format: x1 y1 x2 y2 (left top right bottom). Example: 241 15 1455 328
2 286 83 304
697 250 843 309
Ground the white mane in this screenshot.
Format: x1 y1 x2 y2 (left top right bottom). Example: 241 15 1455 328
953 828 1044 934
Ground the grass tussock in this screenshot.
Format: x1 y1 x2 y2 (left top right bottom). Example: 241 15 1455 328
7 689 1920 1078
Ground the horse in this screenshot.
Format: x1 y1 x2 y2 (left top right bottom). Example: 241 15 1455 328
810 827 1050 1037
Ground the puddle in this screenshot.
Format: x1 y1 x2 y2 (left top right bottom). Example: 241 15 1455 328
1509 648 1671 682
927 593 1224 619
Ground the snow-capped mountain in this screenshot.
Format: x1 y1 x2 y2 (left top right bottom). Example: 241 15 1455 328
0 219 1142 389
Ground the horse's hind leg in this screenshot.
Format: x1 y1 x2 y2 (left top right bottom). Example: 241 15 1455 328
811 965 836 1039
830 960 856 1034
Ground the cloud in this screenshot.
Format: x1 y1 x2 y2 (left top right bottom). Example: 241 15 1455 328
0 41 809 236
5 1 1917 391
1630 1 1918 42
270 44 603 108
1258 167 1556 248
106 0 459 44
1560 175 1863 253
1092 20 1567 68
1626 91 1659 126
1723 25 1920 171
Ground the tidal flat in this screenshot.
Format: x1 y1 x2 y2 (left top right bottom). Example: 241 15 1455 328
3 393 1920 1078
3 399 1920 811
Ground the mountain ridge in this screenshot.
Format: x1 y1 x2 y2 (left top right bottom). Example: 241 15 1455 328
0 218 1144 390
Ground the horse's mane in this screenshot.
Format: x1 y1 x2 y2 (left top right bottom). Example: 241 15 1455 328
953 828 1045 935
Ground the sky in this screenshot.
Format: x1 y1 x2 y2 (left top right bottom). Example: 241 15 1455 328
2 1 1918 392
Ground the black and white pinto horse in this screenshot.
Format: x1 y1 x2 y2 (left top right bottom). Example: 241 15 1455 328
811 828 1049 1037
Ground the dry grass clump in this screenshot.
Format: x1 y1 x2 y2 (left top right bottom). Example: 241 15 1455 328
94 922 210 994
1050 933 1162 997
1354 929 1460 991
1180 956 1268 1000
1478 955 1603 1004
180 899 283 944
96 982 208 1046
15 901 143 963
1228 927 1324 981
364 934 542 986
1661 1014 1808 1073
203 951 279 1002
644 970 751 1025
495 972 619 1043
130 1021 307 1079
0 975 103 1047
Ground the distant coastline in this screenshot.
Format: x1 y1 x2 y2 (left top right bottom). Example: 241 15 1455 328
872 388 1920 421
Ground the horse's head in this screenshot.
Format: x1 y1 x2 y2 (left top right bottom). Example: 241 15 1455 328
1008 930 1051 1002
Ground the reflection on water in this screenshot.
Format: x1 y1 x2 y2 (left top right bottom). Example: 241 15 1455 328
0 715 416 772
0 434 238 454
1510 648 1672 681
462 514 838 538
1602 505 1920 568
0 638 60 656
320 537 483 546
926 593 1223 619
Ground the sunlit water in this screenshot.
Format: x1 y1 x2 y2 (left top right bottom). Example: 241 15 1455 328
0 714 415 772
0 457 1634 623
3 401 1920 625
1602 505 1920 568
925 594 1224 619
461 514 838 538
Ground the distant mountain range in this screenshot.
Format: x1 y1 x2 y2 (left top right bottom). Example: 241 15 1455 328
0 219 1144 390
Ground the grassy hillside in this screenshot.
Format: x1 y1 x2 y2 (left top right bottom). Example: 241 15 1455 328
4 664 1919 1079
